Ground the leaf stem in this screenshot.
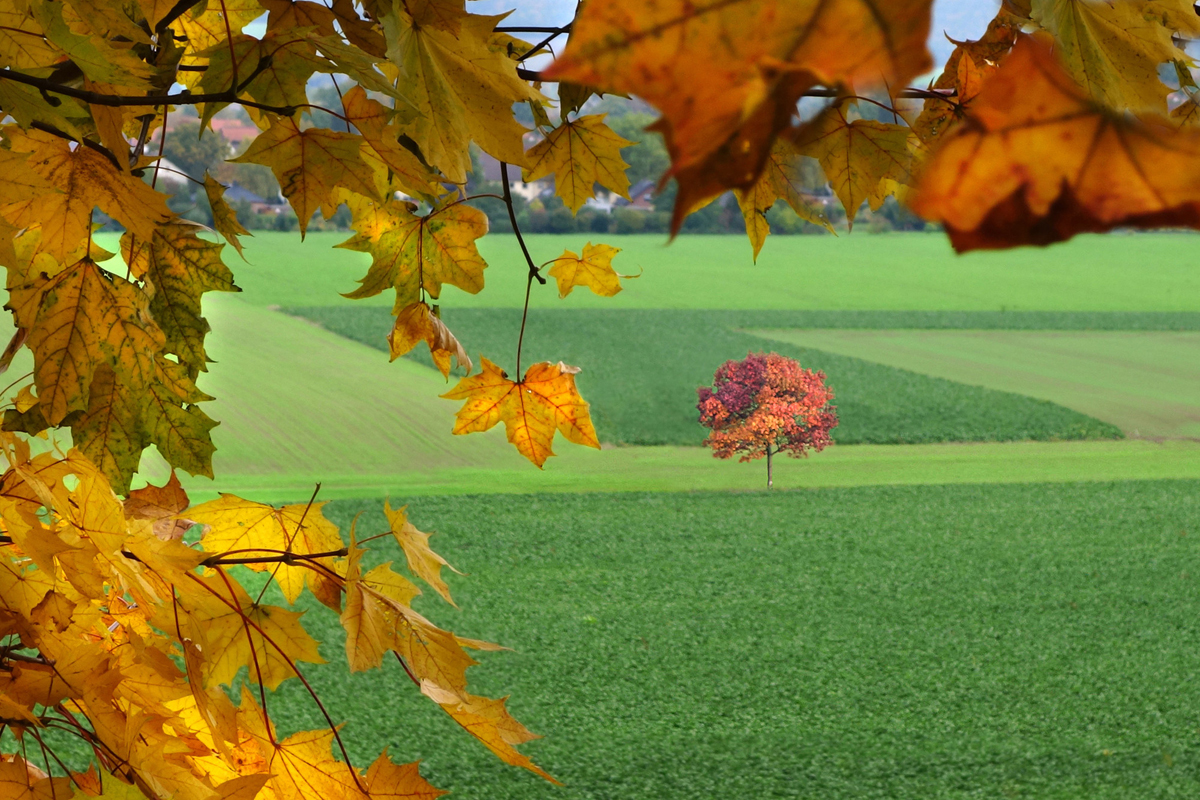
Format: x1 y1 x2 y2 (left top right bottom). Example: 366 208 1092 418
500 162 544 376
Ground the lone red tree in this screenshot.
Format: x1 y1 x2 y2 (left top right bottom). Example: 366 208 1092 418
697 352 838 488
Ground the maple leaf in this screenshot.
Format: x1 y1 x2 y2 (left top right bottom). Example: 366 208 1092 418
1030 0 1200 114
912 10 1021 145
388 302 471 379
121 223 240 372
910 35 1200 251
341 539 419 671
0 5 60 69
522 115 633 214
9 258 163 426
365 750 446 800
0 128 172 263
232 117 381 235
547 0 935 228
30 0 152 87
189 495 345 604
340 85 440 198
341 202 488 308
381 5 539 182
261 0 337 35
204 175 252 259
124 471 193 540
733 138 834 259
792 99 920 229
0 761 73 800
177 573 325 689
384 500 460 605
545 242 637 298
442 357 600 468
421 681 556 783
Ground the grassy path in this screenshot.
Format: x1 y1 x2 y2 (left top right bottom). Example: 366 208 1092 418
754 330 1200 439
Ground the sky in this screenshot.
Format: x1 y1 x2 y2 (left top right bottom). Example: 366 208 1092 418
472 0 1003 67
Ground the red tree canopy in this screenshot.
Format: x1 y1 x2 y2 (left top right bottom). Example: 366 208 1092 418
697 352 838 462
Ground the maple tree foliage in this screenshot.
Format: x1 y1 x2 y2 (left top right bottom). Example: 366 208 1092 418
2 0 1200 795
697 353 838 488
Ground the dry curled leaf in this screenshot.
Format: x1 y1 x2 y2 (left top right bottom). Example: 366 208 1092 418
388 302 472 379
384 500 461 606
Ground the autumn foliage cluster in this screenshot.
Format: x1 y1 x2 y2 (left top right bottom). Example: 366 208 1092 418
3 0 1200 796
697 353 837 483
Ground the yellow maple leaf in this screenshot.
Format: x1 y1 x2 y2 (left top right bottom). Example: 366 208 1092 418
0 128 172 263
204 175 252 259
11 258 163 426
189 495 344 605
341 539 419 671
232 117 381 235
124 471 193 541
522 115 633 214
792 99 920 230
1030 0 1200 114
442 357 600 468
364 750 446 800
734 138 835 259
421 681 556 783
384 500 460 606
0 761 73 800
544 242 636 298
341 202 488 308
388 302 471 378
176 572 324 690
340 85 439 199
121 222 240 372
911 35 1200 250
0 5 60 69
382 6 539 182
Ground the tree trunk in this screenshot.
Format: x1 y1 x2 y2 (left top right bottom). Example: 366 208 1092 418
766 446 773 489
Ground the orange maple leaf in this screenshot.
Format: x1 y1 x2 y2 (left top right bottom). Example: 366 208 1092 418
441 357 600 467
910 34 1200 251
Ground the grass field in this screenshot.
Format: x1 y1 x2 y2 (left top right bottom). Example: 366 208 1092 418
296 307 1122 447
94 230 1200 311
754 330 1200 440
249 481 1200 800
110 299 1193 502
52 230 1200 800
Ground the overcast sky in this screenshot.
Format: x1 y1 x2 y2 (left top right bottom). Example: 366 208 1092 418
473 0 1003 67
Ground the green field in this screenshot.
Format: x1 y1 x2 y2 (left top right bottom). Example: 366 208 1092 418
114 299 1198 503
755 330 1200 440
297 307 1124 447
46 230 1200 799
95 230 1200 311
253 482 1200 800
